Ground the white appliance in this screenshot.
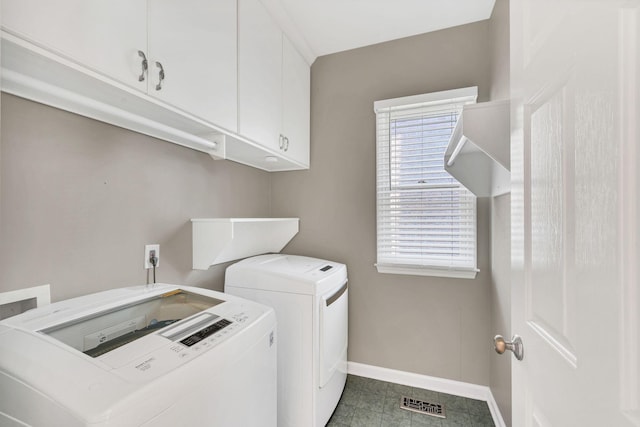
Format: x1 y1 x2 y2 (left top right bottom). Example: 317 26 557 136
0 284 277 427
225 254 348 427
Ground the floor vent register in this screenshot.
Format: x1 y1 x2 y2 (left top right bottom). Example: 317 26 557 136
400 396 446 418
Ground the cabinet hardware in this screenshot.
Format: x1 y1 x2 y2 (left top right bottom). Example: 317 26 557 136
283 136 289 152
155 61 165 91
138 50 148 82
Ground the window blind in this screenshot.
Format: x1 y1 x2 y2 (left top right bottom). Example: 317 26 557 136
374 87 478 277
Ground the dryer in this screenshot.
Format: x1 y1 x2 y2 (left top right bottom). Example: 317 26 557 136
225 254 348 427
0 284 277 427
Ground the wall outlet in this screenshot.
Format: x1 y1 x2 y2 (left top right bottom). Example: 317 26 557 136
144 244 160 269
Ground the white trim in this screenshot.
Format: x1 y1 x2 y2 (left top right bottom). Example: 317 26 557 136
375 263 479 279
374 86 478 112
259 0 317 65
347 361 506 427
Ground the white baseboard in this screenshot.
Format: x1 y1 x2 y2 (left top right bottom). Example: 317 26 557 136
347 361 506 427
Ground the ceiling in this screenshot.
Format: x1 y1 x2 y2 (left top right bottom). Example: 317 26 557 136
262 0 497 62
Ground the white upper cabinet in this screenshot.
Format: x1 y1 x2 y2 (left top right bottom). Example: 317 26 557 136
147 0 237 131
1 0 147 90
238 0 310 167
1 0 237 131
282 36 310 166
238 0 283 153
1 0 309 171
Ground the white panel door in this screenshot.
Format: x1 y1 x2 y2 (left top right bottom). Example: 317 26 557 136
238 0 283 152
282 35 310 166
511 0 640 425
1 0 147 91
147 0 237 131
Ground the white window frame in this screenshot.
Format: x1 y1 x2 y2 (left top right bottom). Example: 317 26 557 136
374 87 479 279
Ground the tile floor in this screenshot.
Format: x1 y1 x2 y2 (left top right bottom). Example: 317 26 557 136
326 375 495 427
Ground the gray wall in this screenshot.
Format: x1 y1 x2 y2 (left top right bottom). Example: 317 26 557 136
272 22 494 385
0 94 272 302
488 1 512 425
490 0 511 101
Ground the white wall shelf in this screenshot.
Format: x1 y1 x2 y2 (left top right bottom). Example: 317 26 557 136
0 284 51 320
445 100 511 197
191 218 299 269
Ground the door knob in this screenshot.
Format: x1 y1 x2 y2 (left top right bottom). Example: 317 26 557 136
494 334 524 361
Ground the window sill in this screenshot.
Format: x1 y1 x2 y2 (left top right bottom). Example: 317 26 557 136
375 264 479 279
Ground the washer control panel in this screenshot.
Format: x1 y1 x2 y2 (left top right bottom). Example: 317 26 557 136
114 303 266 383
179 318 232 347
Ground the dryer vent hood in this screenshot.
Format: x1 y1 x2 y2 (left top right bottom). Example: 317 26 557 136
444 100 510 197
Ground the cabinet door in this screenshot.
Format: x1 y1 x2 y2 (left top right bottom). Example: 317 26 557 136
1 0 147 91
147 0 237 131
282 36 310 166
238 0 282 151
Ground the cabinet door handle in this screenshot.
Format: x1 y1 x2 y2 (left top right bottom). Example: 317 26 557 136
155 61 165 91
279 134 284 150
284 136 289 152
138 50 148 82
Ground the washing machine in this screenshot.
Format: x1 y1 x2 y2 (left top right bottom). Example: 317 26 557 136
225 254 348 427
0 284 277 427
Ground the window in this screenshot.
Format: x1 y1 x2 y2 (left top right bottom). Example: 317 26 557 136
374 87 478 279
